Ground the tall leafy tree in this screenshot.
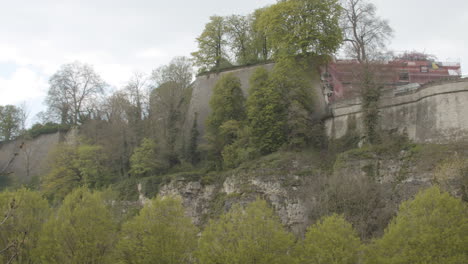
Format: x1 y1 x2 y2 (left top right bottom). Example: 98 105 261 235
269 57 316 148
0 105 24 141
0 189 50 264
341 0 393 62
123 71 149 141
206 74 246 167
187 112 200 165
116 196 198 264
251 7 272 61
192 16 229 71
149 57 193 165
359 63 382 144
364 186 468 264
197 199 295 264
46 62 106 125
225 15 255 65
42 143 112 202
296 214 361 264
34 188 117 264
259 0 342 57
129 138 168 178
246 67 287 154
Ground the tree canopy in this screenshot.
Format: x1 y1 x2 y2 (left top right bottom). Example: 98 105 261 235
46 62 106 125
341 0 393 62
258 0 343 57
364 186 468 264
197 199 295 264
297 214 362 264
35 188 117 264
116 196 198 264
0 105 24 141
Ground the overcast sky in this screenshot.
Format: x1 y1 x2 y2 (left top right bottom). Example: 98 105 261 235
0 0 467 123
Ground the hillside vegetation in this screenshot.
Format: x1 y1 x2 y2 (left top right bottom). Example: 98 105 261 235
0 0 466 263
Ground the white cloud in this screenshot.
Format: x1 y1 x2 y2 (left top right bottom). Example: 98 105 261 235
136 48 167 59
0 67 48 105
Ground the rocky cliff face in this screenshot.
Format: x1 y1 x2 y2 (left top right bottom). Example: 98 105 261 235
155 143 468 238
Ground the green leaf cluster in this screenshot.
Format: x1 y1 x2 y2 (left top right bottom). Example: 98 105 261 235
116 196 198 264
129 138 168 178
247 67 287 154
364 186 468 263
35 188 117 264
0 189 50 264
206 74 246 168
297 214 361 264
257 0 342 57
197 199 295 264
42 143 112 202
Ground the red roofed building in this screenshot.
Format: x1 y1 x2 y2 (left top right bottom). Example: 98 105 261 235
321 53 462 102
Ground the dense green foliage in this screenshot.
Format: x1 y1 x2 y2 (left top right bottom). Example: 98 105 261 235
42 143 112 202
0 105 24 141
205 74 246 168
129 138 168 178
297 214 361 264
2 2 466 263
197 199 295 264
364 186 468 264
191 16 229 71
116 196 198 264
258 0 342 57
27 122 70 138
0 186 464 263
35 188 117 263
360 64 382 144
247 67 287 154
0 189 50 264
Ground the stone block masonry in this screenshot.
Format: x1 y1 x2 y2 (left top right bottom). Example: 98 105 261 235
325 80 468 143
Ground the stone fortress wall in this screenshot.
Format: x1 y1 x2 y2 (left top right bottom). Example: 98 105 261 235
2 64 467 183
325 79 468 143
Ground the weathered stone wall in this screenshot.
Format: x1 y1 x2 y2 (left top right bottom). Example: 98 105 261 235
185 64 275 138
325 80 468 143
0 128 77 184
185 63 328 140
0 132 62 183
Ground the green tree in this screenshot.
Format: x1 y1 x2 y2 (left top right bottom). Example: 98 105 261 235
360 64 382 144
364 186 468 264
0 105 24 141
246 67 287 154
42 143 112 202
225 14 256 65
129 138 168 178
269 57 316 149
197 199 295 264
0 189 50 264
34 188 117 264
187 113 200 165
206 74 246 167
220 120 257 169
192 16 229 71
116 196 198 264
251 7 272 61
46 62 106 125
434 157 468 201
296 214 361 264
341 0 393 62
258 0 342 57
149 57 194 165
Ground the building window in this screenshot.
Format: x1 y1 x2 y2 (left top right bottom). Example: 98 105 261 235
420 65 429 73
399 72 409 81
